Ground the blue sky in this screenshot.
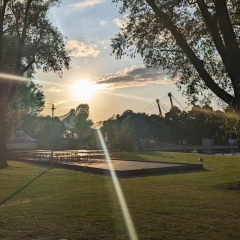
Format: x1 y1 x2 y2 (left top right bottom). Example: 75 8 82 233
36 0 187 121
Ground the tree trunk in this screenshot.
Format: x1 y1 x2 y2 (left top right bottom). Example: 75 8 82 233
0 94 8 168
0 80 9 168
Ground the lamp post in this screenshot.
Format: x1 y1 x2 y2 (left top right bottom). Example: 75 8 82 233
50 103 57 168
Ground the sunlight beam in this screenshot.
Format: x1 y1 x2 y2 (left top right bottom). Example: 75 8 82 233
194 107 240 120
0 73 28 82
0 73 68 89
96 129 139 240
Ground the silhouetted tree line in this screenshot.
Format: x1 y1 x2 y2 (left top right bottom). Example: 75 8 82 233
102 105 239 151
20 104 240 151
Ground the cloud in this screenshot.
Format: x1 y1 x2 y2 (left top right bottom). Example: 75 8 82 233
67 40 100 58
99 39 110 45
70 0 104 9
96 65 175 89
113 15 129 28
98 39 109 50
100 20 108 26
45 87 65 93
113 18 126 28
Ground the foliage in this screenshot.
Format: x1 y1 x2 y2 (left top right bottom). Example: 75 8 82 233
75 104 90 119
74 104 93 146
219 106 240 135
111 0 240 109
109 131 137 151
102 105 235 149
2 0 70 77
6 81 45 134
16 81 45 115
21 115 65 149
121 113 149 140
0 0 70 167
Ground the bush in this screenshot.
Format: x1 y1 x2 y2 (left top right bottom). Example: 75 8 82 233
109 132 137 151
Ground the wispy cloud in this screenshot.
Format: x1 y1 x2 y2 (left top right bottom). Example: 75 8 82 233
100 20 108 26
99 39 110 45
113 18 126 28
45 87 65 93
70 0 104 9
96 65 175 89
113 15 129 28
98 39 109 50
67 40 100 58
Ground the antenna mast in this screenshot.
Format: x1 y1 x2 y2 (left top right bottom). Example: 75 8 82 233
168 92 174 109
156 99 163 117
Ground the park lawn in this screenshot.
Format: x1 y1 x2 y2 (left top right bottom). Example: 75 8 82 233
0 152 239 240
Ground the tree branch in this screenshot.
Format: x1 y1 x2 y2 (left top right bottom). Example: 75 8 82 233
15 0 34 75
214 0 240 59
145 0 234 105
214 0 240 95
196 1 229 66
20 57 35 75
0 0 11 71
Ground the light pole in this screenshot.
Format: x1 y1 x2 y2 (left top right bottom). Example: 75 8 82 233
50 103 57 168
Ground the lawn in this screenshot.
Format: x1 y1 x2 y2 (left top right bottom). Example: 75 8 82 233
0 152 239 240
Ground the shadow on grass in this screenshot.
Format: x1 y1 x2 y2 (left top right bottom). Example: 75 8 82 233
216 181 240 191
120 168 208 179
0 168 51 206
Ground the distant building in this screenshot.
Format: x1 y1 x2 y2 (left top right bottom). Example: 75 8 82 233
59 109 77 139
7 130 38 150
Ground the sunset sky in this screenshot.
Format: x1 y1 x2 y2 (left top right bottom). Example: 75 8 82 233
37 0 187 122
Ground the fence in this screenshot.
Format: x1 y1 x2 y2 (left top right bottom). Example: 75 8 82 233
9 150 106 165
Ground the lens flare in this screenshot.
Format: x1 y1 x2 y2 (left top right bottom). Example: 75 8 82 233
97 129 138 240
71 80 105 100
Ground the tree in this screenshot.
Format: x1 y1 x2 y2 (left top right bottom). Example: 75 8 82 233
148 114 167 141
21 115 66 149
116 110 134 124
219 106 240 138
37 116 65 150
74 104 93 146
6 80 45 137
75 104 90 119
0 0 70 168
121 113 149 140
112 0 240 109
102 116 120 145
15 81 45 115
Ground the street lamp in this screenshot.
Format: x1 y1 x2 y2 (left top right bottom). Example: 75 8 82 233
50 102 57 168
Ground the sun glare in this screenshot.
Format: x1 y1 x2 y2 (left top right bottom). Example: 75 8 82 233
71 80 105 100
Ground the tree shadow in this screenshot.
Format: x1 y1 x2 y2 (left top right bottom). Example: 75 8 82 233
0 168 51 206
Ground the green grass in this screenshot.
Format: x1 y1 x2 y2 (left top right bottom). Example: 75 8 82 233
0 152 240 240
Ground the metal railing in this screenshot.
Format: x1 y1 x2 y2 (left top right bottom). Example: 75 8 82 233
10 150 106 165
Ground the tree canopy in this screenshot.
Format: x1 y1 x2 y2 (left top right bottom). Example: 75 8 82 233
74 104 93 145
0 0 70 167
102 105 234 151
112 0 240 109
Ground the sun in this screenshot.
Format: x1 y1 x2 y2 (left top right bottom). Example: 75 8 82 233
71 80 103 100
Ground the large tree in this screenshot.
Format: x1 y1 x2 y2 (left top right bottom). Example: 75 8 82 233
21 115 66 149
6 80 45 137
112 0 240 108
74 104 93 146
0 0 70 168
